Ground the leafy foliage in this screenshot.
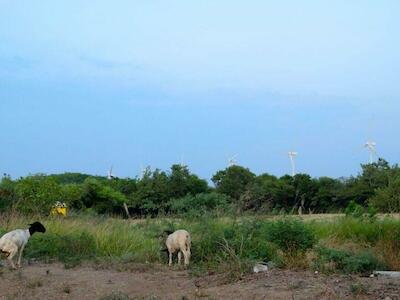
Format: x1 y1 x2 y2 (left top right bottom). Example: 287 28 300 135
316 247 386 273
212 165 255 201
266 218 316 254
168 192 230 217
1 158 400 216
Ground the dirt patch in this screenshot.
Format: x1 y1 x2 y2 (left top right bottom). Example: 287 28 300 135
0 263 399 300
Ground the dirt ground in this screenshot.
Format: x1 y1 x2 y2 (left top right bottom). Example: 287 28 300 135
0 262 399 300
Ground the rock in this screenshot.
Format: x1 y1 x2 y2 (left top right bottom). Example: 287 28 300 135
253 263 269 273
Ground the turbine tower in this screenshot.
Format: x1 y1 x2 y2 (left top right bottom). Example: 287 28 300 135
139 164 146 179
107 166 115 180
228 155 237 167
364 140 377 164
288 151 297 176
180 153 186 167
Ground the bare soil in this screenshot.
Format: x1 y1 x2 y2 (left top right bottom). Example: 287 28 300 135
0 263 399 300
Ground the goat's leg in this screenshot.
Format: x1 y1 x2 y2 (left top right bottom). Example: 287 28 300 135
7 245 18 270
178 251 182 265
186 249 191 266
17 244 25 268
182 249 190 266
168 252 173 267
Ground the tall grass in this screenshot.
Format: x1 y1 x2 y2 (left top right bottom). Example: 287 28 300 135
1 213 399 273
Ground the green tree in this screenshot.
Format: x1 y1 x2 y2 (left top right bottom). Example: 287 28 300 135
168 164 208 199
61 184 85 209
81 178 127 214
212 165 255 201
168 192 230 216
14 175 62 215
311 177 344 212
130 168 170 216
270 175 296 211
369 174 400 212
238 173 278 212
0 175 16 212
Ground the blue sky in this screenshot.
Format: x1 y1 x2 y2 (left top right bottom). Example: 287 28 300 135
0 1 399 180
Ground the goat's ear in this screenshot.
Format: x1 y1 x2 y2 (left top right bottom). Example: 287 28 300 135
164 230 174 235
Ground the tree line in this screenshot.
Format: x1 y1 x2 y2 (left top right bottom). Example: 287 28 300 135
1 158 399 216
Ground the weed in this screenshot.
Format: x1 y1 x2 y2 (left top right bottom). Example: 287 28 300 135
100 291 131 300
62 283 71 294
26 278 43 288
316 247 385 274
350 283 368 295
1 213 399 277
266 218 316 255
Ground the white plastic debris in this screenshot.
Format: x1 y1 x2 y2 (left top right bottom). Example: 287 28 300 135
373 271 400 278
253 263 269 273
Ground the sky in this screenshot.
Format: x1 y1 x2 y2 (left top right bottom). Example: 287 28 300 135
0 0 399 181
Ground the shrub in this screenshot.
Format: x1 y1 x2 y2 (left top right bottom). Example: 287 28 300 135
26 231 96 263
369 176 400 213
14 175 62 215
186 218 277 268
375 224 400 270
345 201 364 218
266 219 316 254
168 192 230 217
316 247 386 273
100 291 131 300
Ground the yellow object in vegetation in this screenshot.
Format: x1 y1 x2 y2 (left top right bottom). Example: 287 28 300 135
50 201 68 217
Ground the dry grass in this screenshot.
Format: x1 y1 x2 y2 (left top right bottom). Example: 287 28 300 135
376 238 400 270
1 212 400 276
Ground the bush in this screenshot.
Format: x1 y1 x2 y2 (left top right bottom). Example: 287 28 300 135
345 201 365 218
369 176 400 213
186 218 277 265
14 175 63 215
266 219 316 254
168 192 230 217
26 231 96 263
316 247 386 273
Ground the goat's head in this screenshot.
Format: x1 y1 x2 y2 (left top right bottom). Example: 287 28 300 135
28 221 46 235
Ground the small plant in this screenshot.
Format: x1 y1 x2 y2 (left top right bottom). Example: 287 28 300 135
217 238 252 282
350 283 368 295
62 283 71 294
345 201 364 218
266 219 316 255
100 291 131 300
168 192 230 218
26 278 43 288
316 247 385 274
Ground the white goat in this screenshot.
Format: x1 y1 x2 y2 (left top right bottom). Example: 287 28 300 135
0 221 46 269
165 229 191 267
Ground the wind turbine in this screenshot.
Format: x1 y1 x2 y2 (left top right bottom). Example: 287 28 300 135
107 166 115 180
180 153 187 168
228 155 237 167
288 151 297 176
139 164 146 179
364 140 377 164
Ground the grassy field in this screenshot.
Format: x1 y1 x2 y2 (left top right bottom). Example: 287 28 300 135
1 213 399 278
